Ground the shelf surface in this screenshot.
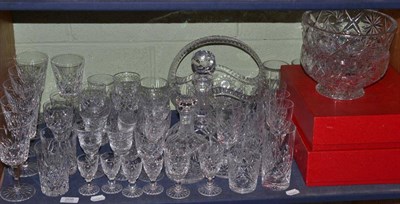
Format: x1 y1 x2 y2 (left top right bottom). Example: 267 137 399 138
0 0 400 11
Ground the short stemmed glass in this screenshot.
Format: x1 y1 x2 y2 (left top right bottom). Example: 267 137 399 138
100 152 123 194
75 120 103 157
0 112 35 202
136 132 164 195
164 141 191 199
43 101 74 141
198 139 224 196
77 154 100 196
121 150 143 198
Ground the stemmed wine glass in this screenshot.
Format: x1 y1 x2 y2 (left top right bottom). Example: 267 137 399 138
121 150 143 198
198 139 224 196
100 152 123 194
77 154 100 196
164 138 191 199
79 86 110 131
0 112 35 202
135 132 164 195
75 120 103 157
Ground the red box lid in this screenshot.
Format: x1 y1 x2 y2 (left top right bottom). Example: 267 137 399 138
281 65 400 151
293 117 400 186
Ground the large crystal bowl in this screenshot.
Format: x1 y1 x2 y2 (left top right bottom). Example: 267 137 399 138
301 10 397 100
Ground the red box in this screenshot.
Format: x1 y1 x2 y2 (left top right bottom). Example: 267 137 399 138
281 65 400 151
294 117 400 186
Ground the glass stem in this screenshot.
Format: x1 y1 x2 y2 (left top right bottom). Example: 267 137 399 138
108 179 116 188
12 166 21 189
175 182 183 192
128 182 137 191
206 178 214 189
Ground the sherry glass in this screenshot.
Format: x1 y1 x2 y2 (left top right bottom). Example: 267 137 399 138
43 101 74 141
164 137 191 199
135 132 164 195
0 112 35 202
77 154 100 196
100 152 123 194
198 139 224 196
121 150 143 198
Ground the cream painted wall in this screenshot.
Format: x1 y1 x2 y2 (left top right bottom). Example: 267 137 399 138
13 22 302 105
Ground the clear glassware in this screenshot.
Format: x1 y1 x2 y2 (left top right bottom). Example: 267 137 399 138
43 101 74 141
100 152 123 194
15 51 48 83
215 98 245 179
107 125 133 157
79 87 111 130
87 73 115 145
198 138 224 197
0 112 35 202
40 126 77 176
164 138 191 199
138 77 170 142
262 122 296 191
121 150 143 198
266 98 294 132
262 60 289 82
301 10 397 100
51 53 85 97
77 154 100 196
135 132 164 195
34 140 69 197
75 120 103 157
166 87 208 184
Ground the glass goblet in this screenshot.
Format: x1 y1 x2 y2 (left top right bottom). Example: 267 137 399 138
79 87 110 131
136 132 164 195
121 150 143 198
164 142 191 199
100 152 123 194
198 139 224 196
43 101 74 141
77 154 100 196
51 53 85 97
0 112 35 202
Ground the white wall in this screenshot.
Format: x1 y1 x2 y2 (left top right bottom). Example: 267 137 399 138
13 22 302 103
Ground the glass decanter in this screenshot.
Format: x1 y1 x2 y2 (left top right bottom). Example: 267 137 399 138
166 90 208 185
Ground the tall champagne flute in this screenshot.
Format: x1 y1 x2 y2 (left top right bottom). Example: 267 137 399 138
0 112 35 202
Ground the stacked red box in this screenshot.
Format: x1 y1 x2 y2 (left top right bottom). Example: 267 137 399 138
281 65 400 186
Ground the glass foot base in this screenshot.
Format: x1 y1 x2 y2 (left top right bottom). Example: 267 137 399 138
143 183 163 195
8 161 38 178
101 183 123 194
166 185 190 200
122 186 143 198
0 183 36 202
316 84 364 100
79 183 100 196
262 182 290 191
198 183 222 197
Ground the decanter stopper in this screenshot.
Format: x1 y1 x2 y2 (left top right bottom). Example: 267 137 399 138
191 50 216 75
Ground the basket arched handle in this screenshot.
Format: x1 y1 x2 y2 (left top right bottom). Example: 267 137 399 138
168 35 264 86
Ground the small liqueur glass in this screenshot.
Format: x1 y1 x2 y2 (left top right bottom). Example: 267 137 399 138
43 101 74 141
100 152 123 194
77 154 100 196
121 150 143 198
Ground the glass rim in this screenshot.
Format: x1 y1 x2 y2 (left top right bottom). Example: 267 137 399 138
50 53 85 67
87 73 115 86
140 77 168 89
302 9 398 37
15 50 49 66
